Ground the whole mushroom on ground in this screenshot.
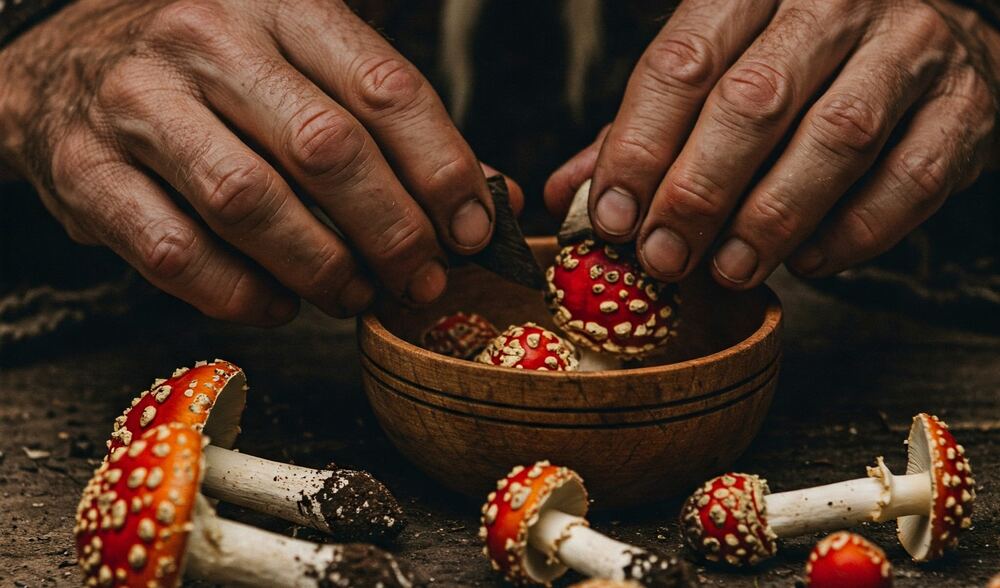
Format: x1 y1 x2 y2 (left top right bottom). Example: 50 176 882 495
680 413 974 566
805 532 893 588
476 323 580 371
480 461 693 586
421 312 500 359
107 359 404 542
76 423 425 587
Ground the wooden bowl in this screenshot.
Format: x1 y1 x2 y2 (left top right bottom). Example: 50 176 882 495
358 237 782 508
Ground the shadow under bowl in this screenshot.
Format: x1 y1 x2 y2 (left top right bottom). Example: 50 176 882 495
358 237 782 508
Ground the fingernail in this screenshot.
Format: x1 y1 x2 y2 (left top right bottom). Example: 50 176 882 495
339 274 376 315
790 246 826 275
642 228 689 276
714 238 758 284
266 296 299 322
407 259 448 304
594 187 638 235
451 199 492 248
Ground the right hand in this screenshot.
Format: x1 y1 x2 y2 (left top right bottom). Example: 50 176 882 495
0 0 521 325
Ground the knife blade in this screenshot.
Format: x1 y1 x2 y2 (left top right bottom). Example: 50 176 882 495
458 175 546 290
557 178 595 245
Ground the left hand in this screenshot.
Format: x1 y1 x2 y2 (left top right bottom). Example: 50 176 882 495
546 0 1000 289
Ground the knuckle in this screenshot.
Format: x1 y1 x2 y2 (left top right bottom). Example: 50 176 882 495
641 32 715 90
304 244 355 295
212 272 263 322
422 153 479 200
371 215 432 266
841 207 885 255
604 131 668 171
810 93 886 158
354 56 427 113
95 59 156 113
748 195 801 242
139 219 200 281
661 171 727 220
906 3 948 40
146 0 230 48
891 151 949 206
286 108 369 180
204 157 281 228
716 62 793 123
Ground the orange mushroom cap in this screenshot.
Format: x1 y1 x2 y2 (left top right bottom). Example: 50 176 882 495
546 239 679 358
76 423 203 588
806 532 892 588
421 312 500 359
107 360 246 454
898 413 975 561
479 461 588 585
679 472 778 567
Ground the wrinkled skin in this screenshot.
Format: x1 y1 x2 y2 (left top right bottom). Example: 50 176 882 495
547 0 1000 290
0 0 523 325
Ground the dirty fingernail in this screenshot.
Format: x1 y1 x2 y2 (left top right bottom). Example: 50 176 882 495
407 259 448 304
642 227 689 277
594 188 638 235
451 199 492 248
714 238 758 284
790 245 826 276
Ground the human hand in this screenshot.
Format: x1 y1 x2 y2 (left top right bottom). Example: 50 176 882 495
547 0 1000 289
0 0 522 325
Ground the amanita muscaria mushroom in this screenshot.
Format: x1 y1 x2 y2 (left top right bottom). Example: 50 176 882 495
546 239 679 359
76 423 424 587
680 413 974 566
421 312 500 359
476 323 580 371
107 360 403 542
806 532 892 588
480 461 692 586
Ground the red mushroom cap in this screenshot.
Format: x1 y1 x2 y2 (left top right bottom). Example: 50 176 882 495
75 423 202 588
679 472 777 567
421 312 500 359
806 532 892 588
898 413 975 561
479 461 588 585
475 323 580 371
546 239 679 358
107 360 246 455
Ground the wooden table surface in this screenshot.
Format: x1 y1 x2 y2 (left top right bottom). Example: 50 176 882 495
2 268 997 587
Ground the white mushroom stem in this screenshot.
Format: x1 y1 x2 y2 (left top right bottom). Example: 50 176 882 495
185 497 417 587
577 349 623 372
201 445 334 533
764 463 932 537
528 510 647 581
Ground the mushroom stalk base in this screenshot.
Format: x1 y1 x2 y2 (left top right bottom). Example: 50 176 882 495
202 445 333 533
528 510 639 581
186 499 417 587
765 472 931 537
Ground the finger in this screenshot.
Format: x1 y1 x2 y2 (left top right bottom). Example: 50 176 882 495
480 162 525 216
788 73 994 276
54 138 296 325
638 1 872 281
272 0 494 253
181 41 447 304
590 0 777 242
544 125 610 217
711 10 952 288
109 92 376 318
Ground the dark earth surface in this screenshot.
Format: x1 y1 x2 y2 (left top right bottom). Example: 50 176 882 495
1 269 998 587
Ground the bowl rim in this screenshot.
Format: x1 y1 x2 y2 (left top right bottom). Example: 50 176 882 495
360 237 782 379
